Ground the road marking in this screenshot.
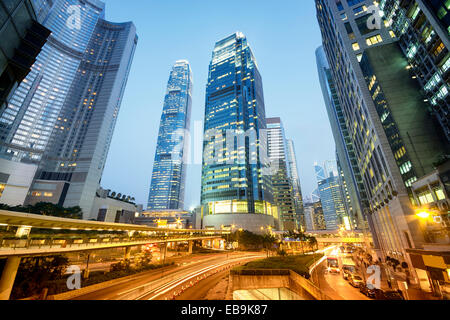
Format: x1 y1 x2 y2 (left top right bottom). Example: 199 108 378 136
143 255 264 300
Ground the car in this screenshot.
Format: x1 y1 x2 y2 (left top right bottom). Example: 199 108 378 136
359 284 377 298
374 289 405 300
342 266 356 280
349 274 364 288
342 269 352 280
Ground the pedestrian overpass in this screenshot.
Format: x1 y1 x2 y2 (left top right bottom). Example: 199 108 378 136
305 230 371 245
0 210 229 300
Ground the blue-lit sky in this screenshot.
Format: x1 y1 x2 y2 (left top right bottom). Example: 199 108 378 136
101 0 336 209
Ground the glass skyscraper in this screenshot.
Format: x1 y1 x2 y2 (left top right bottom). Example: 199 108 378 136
201 32 275 233
316 46 369 232
147 60 193 210
315 162 348 231
316 0 449 284
0 0 137 218
380 0 449 141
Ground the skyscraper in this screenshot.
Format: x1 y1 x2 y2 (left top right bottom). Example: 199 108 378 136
267 117 296 231
316 0 449 286
315 162 348 231
316 46 369 232
286 139 305 230
0 0 49 110
147 60 193 210
0 0 138 218
0 0 50 205
380 0 449 141
201 32 275 233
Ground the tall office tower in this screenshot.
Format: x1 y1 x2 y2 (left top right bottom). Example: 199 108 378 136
0 0 50 110
316 46 371 232
315 163 348 230
313 200 327 231
303 203 315 231
0 0 50 205
0 0 138 218
380 0 450 141
147 60 193 210
201 32 275 233
286 139 305 230
0 0 105 207
316 0 449 285
267 117 296 231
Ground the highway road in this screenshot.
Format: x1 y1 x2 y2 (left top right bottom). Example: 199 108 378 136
175 266 230 300
310 250 370 300
72 252 264 300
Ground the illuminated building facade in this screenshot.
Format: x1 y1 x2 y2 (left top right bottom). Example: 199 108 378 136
0 0 138 217
380 0 449 141
316 0 449 288
0 0 50 205
316 46 370 232
286 139 305 230
201 32 275 233
315 162 348 231
147 60 193 210
267 117 296 231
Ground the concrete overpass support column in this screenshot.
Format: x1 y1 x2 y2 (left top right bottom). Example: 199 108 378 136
161 243 168 264
0 256 21 300
125 247 131 260
188 241 193 254
83 253 91 280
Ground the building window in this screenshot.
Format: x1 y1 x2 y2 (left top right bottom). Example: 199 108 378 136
366 34 383 46
434 188 446 201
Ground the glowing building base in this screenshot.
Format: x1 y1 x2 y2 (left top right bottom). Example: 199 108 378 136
203 213 275 234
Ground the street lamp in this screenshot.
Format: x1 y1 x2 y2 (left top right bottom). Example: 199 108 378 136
416 211 431 220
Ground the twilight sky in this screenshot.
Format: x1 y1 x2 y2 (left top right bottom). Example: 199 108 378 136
100 0 336 209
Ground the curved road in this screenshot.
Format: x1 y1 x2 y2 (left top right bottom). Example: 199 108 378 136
72 252 264 300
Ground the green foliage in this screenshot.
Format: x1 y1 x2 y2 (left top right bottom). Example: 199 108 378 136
282 230 318 252
0 202 83 219
229 230 278 251
11 255 69 300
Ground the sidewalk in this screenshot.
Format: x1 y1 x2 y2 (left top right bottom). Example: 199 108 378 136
352 253 438 300
378 263 439 300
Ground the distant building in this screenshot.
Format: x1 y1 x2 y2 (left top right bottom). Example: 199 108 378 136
93 188 141 224
267 117 297 231
315 162 349 231
304 203 315 231
147 60 193 210
304 201 326 231
135 210 193 229
286 139 305 230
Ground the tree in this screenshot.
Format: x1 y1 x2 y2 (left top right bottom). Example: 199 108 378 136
262 234 277 257
0 202 82 219
11 255 69 299
306 236 318 252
